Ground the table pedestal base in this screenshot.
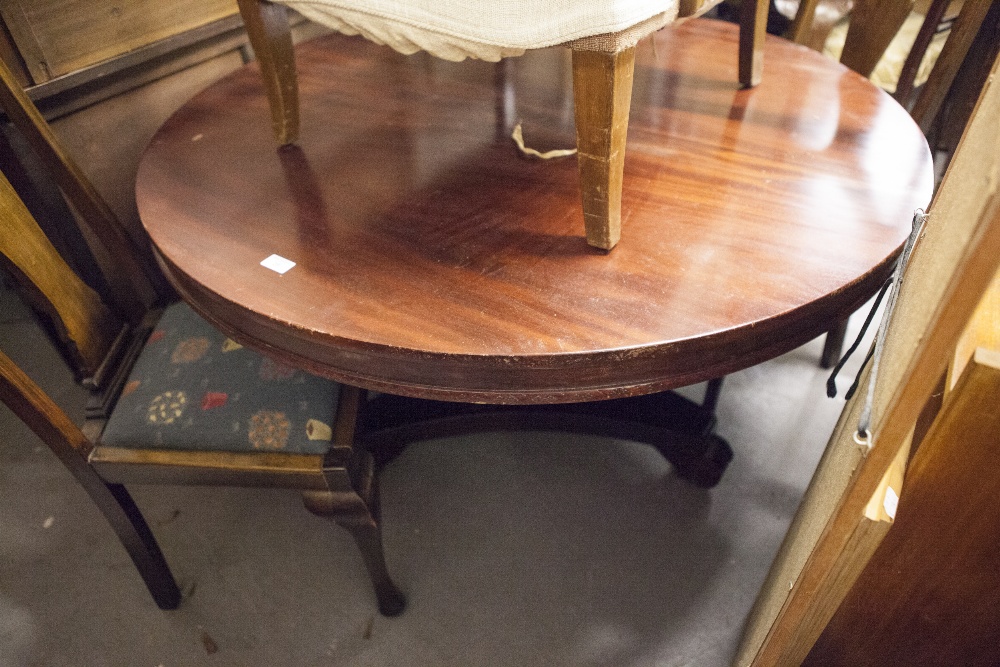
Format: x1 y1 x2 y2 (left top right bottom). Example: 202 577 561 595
358 384 733 489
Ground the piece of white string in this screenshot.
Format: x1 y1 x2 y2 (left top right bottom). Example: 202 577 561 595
827 209 928 451
511 123 577 159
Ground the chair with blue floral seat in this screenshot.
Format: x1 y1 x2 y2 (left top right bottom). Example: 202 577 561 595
235 0 770 250
0 59 405 616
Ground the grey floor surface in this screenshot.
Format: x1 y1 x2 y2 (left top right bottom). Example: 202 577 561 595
0 281 874 667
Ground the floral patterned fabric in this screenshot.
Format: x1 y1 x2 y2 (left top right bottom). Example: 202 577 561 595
101 302 340 455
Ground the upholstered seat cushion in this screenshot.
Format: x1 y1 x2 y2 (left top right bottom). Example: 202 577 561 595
101 302 339 455
277 0 683 60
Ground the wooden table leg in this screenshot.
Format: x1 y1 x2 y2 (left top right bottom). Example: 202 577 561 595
571 47 635 250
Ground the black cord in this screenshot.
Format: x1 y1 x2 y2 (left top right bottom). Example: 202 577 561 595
826 276 893 398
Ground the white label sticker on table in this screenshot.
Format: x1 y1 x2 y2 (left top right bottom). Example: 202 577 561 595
883 486 899 520
260 254 296 274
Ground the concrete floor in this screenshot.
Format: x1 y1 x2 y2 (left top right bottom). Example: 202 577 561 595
0 280 874 667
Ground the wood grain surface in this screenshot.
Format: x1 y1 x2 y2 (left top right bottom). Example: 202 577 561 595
0 0 238 82
0 170 121 377
571 47 635 250
804 349 1000 666
136 20 932 403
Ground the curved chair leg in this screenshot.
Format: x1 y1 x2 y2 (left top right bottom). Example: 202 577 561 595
303 385 405 615
237 0 300 145
571 46 636 251
739 0 770 87
98 483 182 610
340 517 407 617
0 351 180 610
303 472 406 617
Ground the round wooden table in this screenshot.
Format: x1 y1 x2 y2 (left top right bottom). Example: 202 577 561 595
136 20 932 485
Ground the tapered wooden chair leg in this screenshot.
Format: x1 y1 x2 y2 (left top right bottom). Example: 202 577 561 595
340 520 406 617
739 0 770 87
0 352 181 610
821 319 850 369
702 376 725 414
572 47 635 250
237 0 300 145
303 486 406 617
97 483 182 610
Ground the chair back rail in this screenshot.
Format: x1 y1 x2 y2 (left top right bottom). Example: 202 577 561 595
0 57 161 319
839 0 915 77
0 170 123 377
791 0 994 163
909 0 993 132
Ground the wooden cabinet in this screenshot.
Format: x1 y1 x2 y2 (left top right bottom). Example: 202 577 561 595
0 0 238 84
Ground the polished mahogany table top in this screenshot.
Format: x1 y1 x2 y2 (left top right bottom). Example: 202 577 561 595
136 20 933 404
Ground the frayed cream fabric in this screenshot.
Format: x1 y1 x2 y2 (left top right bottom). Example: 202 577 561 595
277 0 687 61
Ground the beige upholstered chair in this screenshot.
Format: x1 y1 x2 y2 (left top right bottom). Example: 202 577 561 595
236 0 770 249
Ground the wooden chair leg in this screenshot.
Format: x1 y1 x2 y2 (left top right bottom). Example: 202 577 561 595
702 376 725 414
98 483 182 610
739 0 770 87
571 47 635 250
302 464 406 616
821 319 850 369
840 0 915 80
340 517 406 617
236 0 300 145
786 0 821 46
303 384 404 615
0 352 180 610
